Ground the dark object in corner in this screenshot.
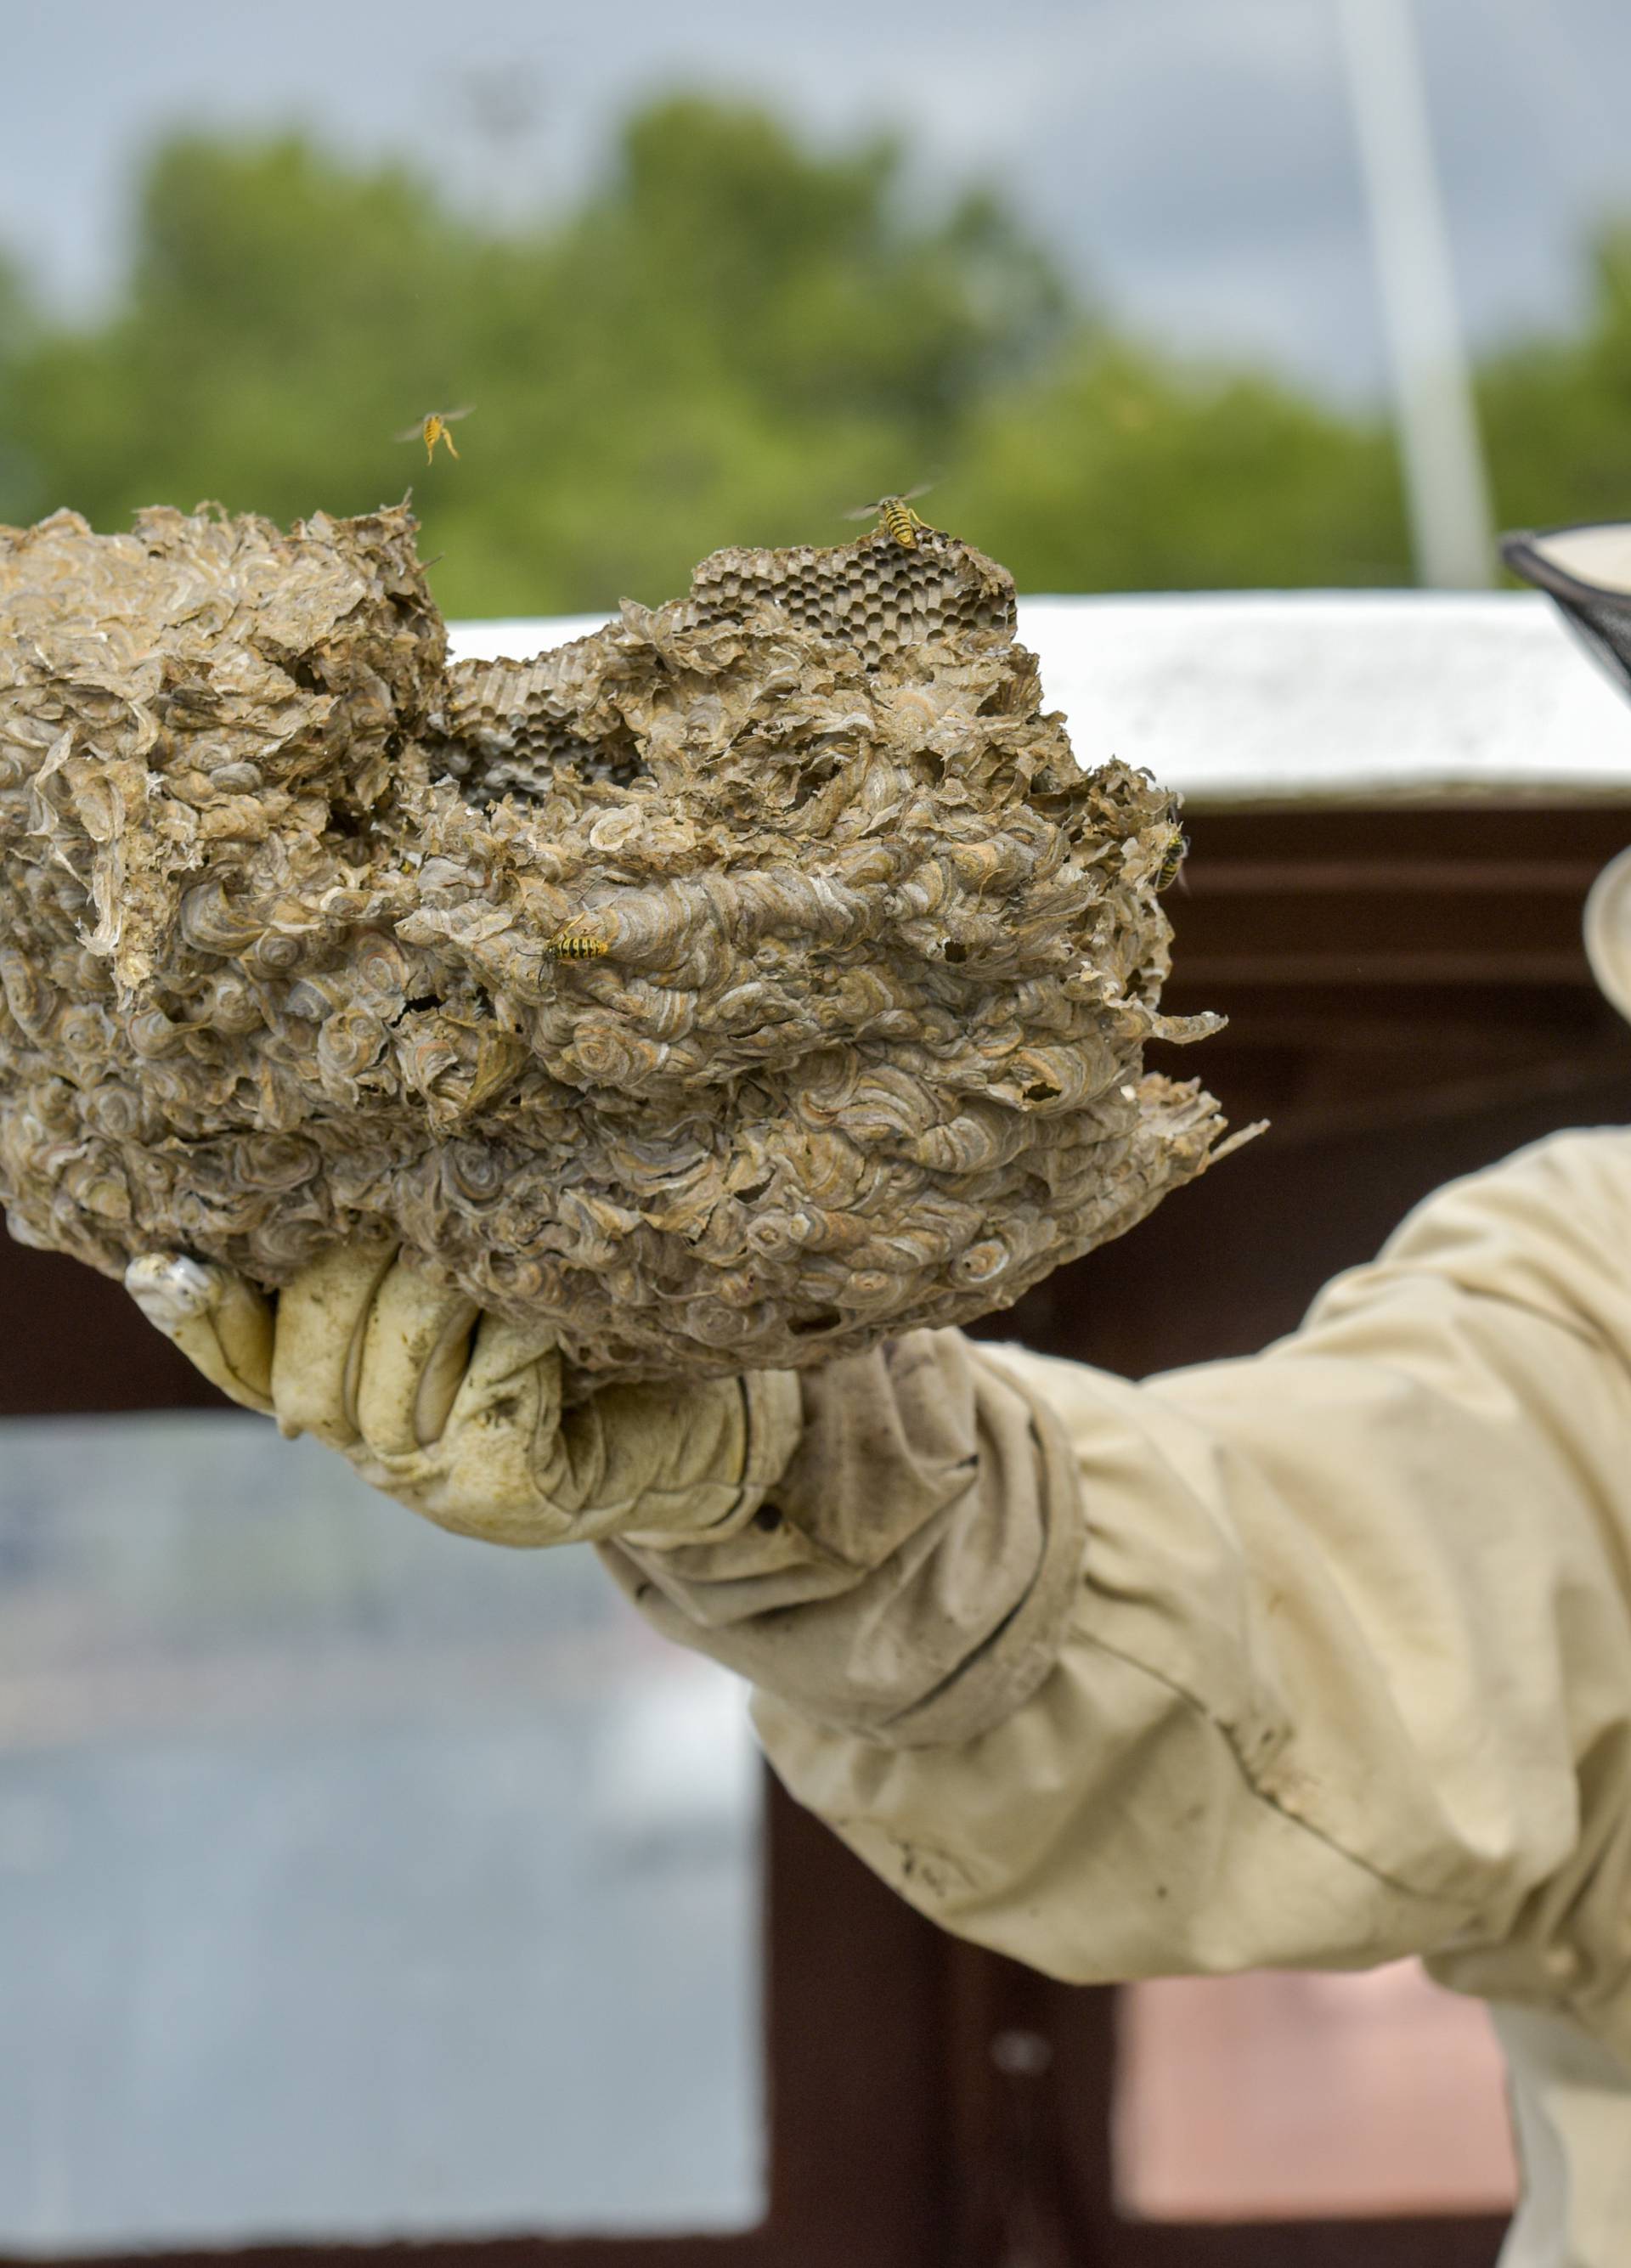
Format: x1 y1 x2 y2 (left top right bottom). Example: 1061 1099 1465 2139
1504 522 1631 702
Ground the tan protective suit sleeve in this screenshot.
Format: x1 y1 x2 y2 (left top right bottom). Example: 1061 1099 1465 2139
607 1129 1631 2078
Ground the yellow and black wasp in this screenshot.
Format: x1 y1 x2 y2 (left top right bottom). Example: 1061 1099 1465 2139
844 482 938 550
395 406 474 465
1154 827 1188 893
543 922 611 960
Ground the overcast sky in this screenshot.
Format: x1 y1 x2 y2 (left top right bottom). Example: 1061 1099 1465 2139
6 0 1630 403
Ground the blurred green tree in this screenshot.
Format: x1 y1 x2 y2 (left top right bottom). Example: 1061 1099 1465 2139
1478 219 1631 538
0 97 1419 612
0 253 37 520
945 337 1409 591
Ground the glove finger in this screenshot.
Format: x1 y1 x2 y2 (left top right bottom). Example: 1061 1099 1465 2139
124 1255 274 1414
607 1372 801 1545
271 1243 398 1447
579 1377 744 1533
381 1323 570 1543
451 1314 564 1429
354 1255 481 1455
536 1371 798 1545
742 1369 804 1496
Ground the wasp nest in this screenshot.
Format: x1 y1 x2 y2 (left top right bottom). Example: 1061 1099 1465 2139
0 502 1233 1384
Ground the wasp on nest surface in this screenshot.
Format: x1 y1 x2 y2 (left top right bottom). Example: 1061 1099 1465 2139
844 482 939 550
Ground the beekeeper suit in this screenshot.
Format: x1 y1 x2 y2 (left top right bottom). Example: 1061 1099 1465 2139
128 1102 1631 2265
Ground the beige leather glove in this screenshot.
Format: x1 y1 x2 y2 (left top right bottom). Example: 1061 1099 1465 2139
124 1247 802 1549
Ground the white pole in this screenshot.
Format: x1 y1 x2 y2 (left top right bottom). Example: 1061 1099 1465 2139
1337 0 1496 589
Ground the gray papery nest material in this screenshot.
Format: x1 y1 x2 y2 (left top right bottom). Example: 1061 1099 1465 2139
0 502 1240 1385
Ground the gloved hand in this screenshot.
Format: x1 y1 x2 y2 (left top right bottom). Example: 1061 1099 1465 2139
124 1247 802 1549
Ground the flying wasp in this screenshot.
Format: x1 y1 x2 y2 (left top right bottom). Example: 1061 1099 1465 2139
844 482 937 550
395 407 474 465
543 922 611 960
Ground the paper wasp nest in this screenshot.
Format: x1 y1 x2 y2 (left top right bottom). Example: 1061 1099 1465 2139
0 502 1233 1383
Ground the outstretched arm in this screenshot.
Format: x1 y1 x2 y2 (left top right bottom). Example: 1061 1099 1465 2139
606 1131 1631 2062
